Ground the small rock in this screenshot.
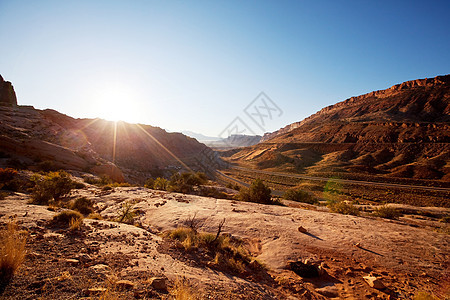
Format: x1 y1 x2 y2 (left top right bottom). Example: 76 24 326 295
363 275 385 289
316 285 338 298
149 277 167 291
86 287 107 295
65 259 80 265
116 280 135 290
298 226 308 233
89 264 111 274
77 253 92 262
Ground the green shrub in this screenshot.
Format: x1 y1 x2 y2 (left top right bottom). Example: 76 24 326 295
283 189 318 204
30 171 74 205
144 178 154 189
51 210 83 227
238 179 273 204
153 177 168 190
328 201 360 216
83 176 101 185
70 197 94 215
373 205 401 219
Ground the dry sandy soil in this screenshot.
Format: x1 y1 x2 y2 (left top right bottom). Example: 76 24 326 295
0 184 449 299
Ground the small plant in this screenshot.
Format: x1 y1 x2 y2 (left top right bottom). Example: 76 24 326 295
70 197 94 215
283 189 318 204
144 178 154 189
0 168 18 191
373 205 401 219
0 220 27 292
165 219 263 276
69 217 83 231
328 201 360 216
116 202 135 224
238 179 273 204
51 210 83 228
88 212 103 220
30 171 74 205
170 277 201 300
153 177 168 190
0 168 17 183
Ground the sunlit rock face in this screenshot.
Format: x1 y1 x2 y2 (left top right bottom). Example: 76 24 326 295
0 75 17 107
233 75 450 181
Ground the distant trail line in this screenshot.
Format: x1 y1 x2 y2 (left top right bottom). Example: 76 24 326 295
223 166 450 193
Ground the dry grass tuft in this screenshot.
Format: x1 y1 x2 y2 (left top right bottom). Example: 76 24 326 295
51 210 83 228
0 220 27 291
165 225 264 275
373 205 402 219
171 277 201 300
87 212 103 220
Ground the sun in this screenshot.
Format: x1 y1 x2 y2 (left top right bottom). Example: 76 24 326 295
90 84 141 123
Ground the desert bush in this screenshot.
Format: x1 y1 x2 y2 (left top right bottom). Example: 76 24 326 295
373 205 401 219
144 178 154 189
165 218 262 275
0 168 19 191
116 202 135 224
283 189 318 204
0 168 17 183
197 186 229 199
0 221 27 291
51 210 83 228
83 175 101 185
328 201 360 216
30 171 74 205
153 177 168 190
70 197 94 215
238 179 273 204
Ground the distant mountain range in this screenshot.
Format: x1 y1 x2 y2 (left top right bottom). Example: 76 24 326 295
182 131 262 148
227 75 450 182
181 131 221 142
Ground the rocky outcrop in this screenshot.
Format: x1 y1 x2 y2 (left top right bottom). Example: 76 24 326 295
0 75 17 107
231 75 450 181
261 74 450 142
0 104 224 182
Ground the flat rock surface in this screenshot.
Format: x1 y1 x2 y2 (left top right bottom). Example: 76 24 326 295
1 187 449 299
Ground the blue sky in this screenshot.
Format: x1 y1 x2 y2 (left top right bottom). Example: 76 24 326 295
1 0 449 136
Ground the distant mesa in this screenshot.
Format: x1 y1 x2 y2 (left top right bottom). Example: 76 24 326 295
0 75 17 107
229 74 450 182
